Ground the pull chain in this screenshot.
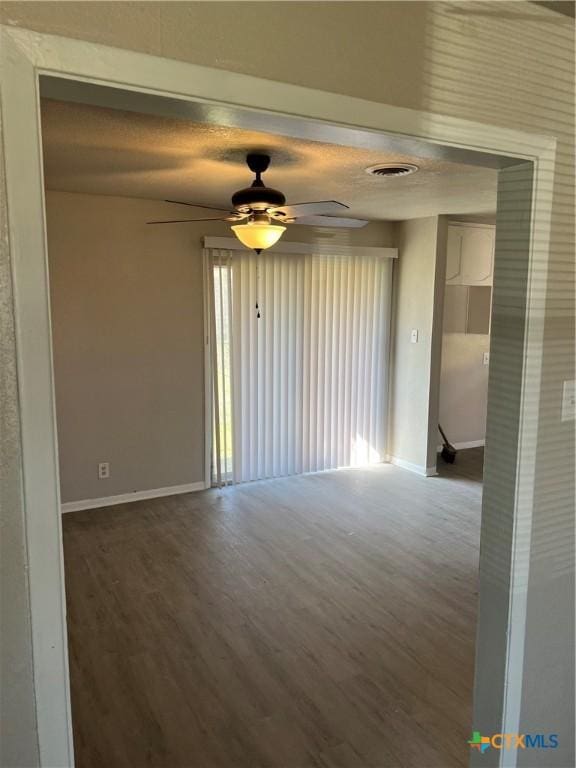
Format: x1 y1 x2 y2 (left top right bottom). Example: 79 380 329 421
255 248 261 318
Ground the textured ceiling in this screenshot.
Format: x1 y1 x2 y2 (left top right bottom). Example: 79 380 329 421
40 99 498 221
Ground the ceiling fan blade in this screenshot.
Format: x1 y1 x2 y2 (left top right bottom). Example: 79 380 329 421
271 201 350 219
147 216 231 224
164 200 235 213
292 215 369 229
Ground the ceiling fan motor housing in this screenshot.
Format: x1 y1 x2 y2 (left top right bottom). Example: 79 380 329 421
232 184 286 213
232 152 286 213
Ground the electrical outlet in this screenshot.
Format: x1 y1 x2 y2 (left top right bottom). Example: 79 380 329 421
410 329 419 343
561 380 575 423
98 462 110 480
483 352 490 366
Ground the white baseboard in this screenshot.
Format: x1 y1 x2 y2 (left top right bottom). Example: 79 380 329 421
386 455 438 477
61 481 208 513
436 439 485 451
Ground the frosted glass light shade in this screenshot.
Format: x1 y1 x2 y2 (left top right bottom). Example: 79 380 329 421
231 220 286 251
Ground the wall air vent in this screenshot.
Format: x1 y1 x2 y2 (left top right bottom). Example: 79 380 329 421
365 163 419 178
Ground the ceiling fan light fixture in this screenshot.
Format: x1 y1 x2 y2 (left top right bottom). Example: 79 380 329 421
231 215 286 252
149 153 369 233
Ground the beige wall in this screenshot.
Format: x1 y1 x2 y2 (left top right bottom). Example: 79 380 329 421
1 3 573 767
388 216 447 473
47 192 209 501
47 191 394 504
439 334 490 446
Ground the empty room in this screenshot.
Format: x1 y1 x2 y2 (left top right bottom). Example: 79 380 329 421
1 5 573 768
40 86 503 767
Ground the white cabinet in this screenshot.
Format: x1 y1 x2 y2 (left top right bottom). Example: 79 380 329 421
443 284 492 335
445 224 495 286
445 227 465 283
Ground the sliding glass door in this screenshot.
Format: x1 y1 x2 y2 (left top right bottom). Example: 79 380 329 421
206 247 392 485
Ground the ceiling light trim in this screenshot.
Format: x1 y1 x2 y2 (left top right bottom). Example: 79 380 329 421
365 163 419 178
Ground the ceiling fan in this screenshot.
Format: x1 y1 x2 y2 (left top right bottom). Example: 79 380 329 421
147 153 369 253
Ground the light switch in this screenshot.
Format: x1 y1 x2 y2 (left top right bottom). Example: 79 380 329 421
561 380 576 423
410 329 419 343
483 352 490 366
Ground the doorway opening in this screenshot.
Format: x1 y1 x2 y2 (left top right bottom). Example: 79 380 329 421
39 79 504 766
436 219 495 485
2 28 552 766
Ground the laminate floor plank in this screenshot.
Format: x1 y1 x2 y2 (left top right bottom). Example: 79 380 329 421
63 450 483 768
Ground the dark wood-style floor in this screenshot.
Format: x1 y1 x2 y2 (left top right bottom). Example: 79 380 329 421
63 449 483 768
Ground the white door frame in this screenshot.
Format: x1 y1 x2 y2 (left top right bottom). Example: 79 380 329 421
0 25 556 768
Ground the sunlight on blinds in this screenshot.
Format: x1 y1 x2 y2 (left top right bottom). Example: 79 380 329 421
206 248 392 485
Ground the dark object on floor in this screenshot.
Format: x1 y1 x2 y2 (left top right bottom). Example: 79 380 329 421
439 424 457 463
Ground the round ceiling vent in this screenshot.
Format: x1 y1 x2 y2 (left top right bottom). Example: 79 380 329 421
365 163 419 178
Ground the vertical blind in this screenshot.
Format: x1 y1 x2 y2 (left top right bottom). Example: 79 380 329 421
206 247 392 485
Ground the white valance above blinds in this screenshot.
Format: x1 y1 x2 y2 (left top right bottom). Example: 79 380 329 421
203 236 398 259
